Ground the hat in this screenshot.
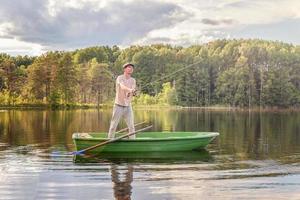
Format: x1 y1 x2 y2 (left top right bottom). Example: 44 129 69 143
123 63 135 69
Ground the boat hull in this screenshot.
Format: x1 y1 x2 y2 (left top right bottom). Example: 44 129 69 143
73 132 219 153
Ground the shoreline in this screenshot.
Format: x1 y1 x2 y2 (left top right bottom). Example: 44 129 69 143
134 105 300 112
0 104 300 112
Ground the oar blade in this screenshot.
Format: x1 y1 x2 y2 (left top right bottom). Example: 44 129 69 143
71 149 85 155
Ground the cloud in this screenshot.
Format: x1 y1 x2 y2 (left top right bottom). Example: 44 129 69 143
229 18 300 44
0 0 300 55
0 0 189 52
0 38 44 56
136 0 300 46
201 18 235 26
215 0 300 24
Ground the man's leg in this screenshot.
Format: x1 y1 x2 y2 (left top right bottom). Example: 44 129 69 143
124 106 135 139
108 105 124 138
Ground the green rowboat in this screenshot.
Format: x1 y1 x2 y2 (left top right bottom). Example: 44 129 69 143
72 132 219 154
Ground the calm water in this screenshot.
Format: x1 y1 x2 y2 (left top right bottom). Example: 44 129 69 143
0 108 300 200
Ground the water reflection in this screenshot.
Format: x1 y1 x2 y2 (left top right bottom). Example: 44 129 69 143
1 109 299 161
73 150 212 164
73 150 214 200
1 109 300 199
111 164 133 200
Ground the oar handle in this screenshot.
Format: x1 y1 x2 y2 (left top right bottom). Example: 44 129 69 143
73 125 152 155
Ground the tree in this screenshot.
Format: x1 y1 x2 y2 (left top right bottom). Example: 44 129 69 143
88 59 114 106
0 59 26 104
26 52 60 102
56 53 77 104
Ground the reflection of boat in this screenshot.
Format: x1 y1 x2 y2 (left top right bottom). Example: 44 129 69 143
72 132 219 154
73 150 212 163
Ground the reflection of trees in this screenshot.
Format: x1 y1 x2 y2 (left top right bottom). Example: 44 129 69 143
212 110 300 159
110 164 133 200
0 110 39 145
1 108 300 160
155 109 299 161
0 111 11 144
0 109 113 148
134 108 179 132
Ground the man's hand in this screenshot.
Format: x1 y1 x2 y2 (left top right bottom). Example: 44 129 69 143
132 89 138 96
127 89 138 97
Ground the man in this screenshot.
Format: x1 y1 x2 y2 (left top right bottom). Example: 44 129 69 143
108 63 136 139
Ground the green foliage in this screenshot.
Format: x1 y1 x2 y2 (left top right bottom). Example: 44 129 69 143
157 82 177 105
57 53 77 103
73 47 110 64
262 68 300 107
0 89 10 105
134 82 177 105
134 93 157 105
49 90 61 107
88 59 114 106
0 40 299 108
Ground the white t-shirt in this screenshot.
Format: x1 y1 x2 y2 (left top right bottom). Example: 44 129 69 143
115 75 136 106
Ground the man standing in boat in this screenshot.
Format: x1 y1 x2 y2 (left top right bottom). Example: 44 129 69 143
108 63 137 139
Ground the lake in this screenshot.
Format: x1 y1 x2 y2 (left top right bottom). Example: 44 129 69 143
0 108 300 200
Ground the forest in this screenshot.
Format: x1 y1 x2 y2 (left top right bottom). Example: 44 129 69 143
0 39 299 108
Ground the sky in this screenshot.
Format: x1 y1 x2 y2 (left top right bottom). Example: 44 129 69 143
0 0 299 56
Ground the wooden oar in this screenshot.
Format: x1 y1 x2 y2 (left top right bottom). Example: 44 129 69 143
72 125 152 155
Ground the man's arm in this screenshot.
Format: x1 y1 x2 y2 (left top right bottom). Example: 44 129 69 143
117 77 134 92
